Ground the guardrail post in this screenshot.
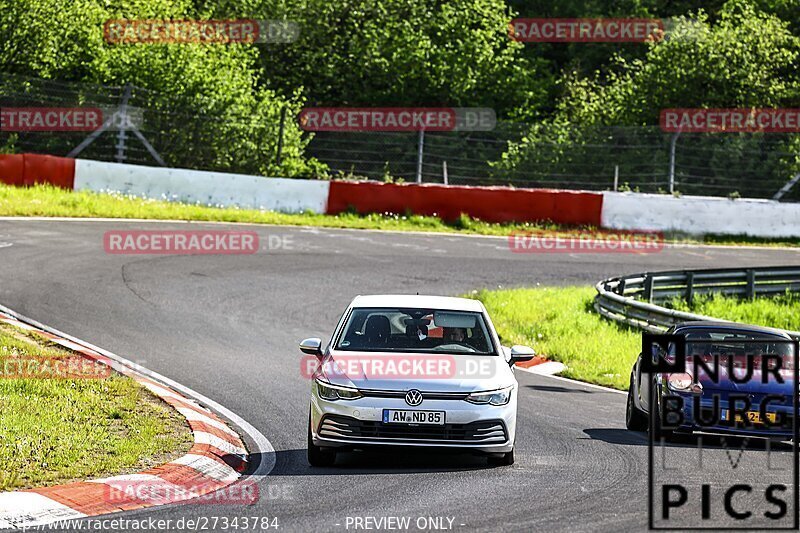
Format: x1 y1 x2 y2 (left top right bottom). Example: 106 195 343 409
617 279 626 295
686 272 695 306
746 269 756 300
415 130 425 183
644 274 654 303
668 132 680 194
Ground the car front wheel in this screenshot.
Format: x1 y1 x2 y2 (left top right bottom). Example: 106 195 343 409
626 373 648 431
650 387 674 441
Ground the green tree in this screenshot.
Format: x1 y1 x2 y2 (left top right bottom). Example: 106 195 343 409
0 0 318 176
211 0 549 121
496 2 800 197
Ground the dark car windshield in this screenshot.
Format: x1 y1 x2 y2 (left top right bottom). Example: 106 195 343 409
335 307 496 355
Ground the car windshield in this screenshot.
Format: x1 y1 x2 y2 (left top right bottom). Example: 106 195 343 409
335 307 495 355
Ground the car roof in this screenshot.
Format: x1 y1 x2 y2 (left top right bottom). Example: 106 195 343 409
674 321 793 339
349 294 485 312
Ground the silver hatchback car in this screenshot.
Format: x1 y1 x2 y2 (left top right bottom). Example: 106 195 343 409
301 294 534 467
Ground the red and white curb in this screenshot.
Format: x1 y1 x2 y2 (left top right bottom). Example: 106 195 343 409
0 308 274 530
514 355 627 395
514 356 566 376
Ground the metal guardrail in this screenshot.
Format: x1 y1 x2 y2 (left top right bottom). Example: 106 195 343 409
594 266 800 337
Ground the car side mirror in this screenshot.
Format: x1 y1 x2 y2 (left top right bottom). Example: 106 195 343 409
299 338 323 358
509 345 535 365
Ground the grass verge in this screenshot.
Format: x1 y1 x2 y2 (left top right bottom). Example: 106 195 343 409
473 286 640 390
669 292 800 331
1 183 799 247
0 321 193 491
473 287 800 391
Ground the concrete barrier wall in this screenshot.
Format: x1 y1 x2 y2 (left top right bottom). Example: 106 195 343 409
3 154 800 238
602 192 800 238
74 159 330 214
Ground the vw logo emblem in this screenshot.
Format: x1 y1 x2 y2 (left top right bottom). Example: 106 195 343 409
405 389 423 406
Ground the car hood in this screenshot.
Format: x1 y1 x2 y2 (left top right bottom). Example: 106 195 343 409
319 350 514 392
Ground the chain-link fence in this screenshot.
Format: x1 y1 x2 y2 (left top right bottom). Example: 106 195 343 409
0 73 297 176
2 73 799 201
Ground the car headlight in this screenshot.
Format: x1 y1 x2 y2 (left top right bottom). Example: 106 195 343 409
315 379 362 401
465 386 513 406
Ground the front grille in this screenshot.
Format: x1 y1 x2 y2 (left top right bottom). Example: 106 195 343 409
358 389 469 400
318 414 508 444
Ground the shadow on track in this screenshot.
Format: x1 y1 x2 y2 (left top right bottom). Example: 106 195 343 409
525 384 594 394
249 448 499 476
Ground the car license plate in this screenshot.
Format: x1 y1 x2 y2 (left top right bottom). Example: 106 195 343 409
383 409 445 425
721 410 777 425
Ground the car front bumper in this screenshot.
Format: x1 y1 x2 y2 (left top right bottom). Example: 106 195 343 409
310 392 517 454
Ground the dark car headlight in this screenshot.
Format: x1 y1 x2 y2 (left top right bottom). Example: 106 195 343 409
667 372 703 394
315 379 362 401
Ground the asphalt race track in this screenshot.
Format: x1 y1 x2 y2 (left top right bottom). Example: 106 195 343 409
2 218 800 532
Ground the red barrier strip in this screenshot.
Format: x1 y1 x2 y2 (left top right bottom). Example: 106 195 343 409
327 181 604 226
0 153 75 188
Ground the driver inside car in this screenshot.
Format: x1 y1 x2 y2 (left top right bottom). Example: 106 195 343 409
443 327 467 343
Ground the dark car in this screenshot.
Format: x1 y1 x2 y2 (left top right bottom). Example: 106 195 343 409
626 322 797 440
